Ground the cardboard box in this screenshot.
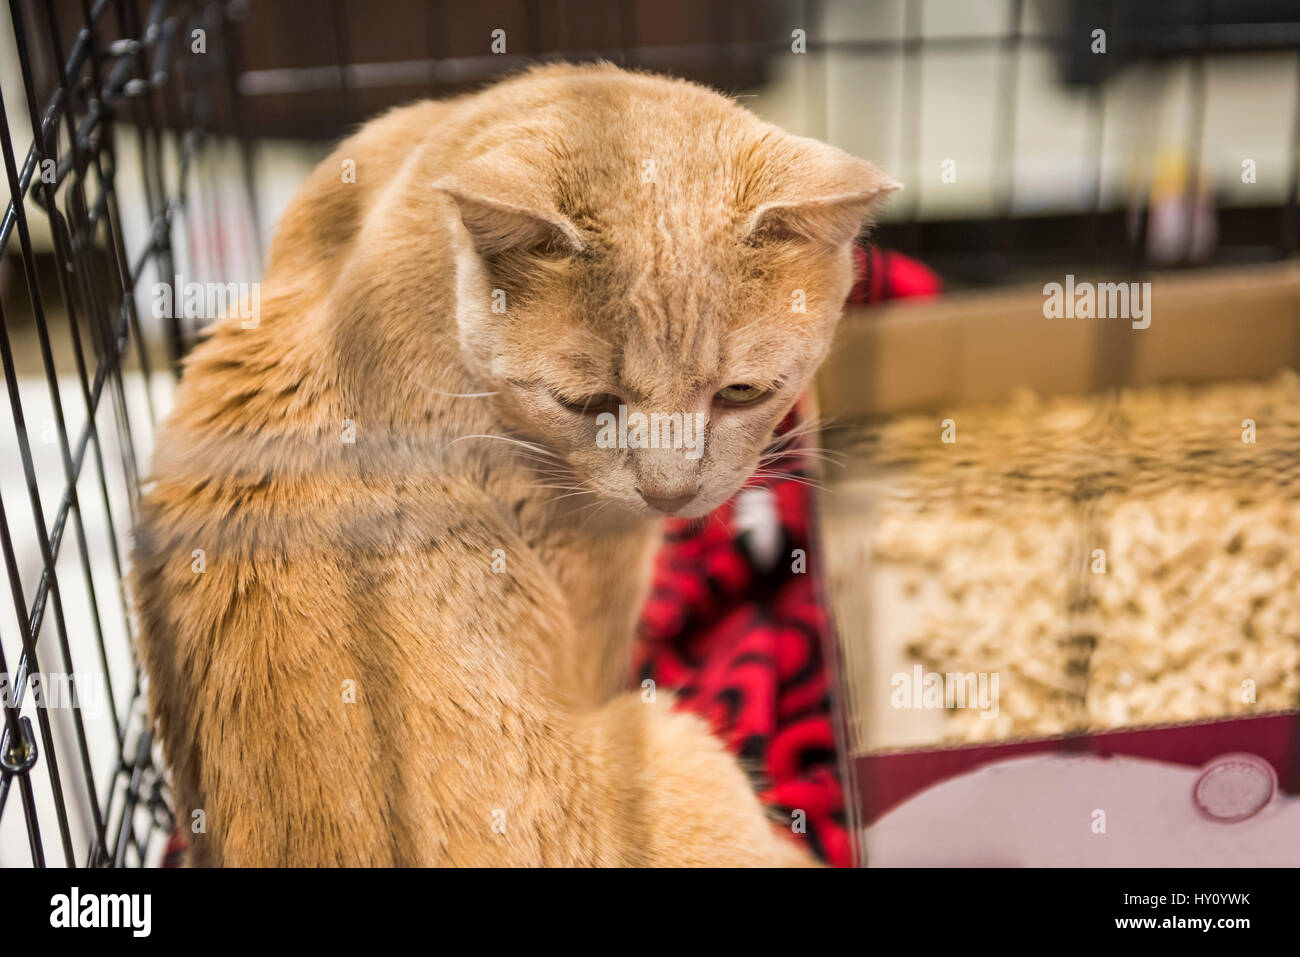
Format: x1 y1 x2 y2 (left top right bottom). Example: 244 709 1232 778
814 262 1300 865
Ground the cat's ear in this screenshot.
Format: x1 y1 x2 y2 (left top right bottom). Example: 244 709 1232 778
744 137 901 248
434 155 582 258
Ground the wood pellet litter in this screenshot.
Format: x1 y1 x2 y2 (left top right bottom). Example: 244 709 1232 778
826 370 1300 745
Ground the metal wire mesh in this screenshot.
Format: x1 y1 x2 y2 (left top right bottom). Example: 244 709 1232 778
0 0 251 867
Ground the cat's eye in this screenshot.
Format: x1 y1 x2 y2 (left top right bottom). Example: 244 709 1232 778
554 391 622 415
716 384 767 405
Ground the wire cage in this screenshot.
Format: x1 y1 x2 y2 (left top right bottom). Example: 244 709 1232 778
2 0 1299 868
220 0 1300 284
0 0 255 867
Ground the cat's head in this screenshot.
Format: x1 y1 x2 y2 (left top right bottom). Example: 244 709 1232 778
437 65 898 519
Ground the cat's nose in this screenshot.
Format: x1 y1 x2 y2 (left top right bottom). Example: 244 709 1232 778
638 488 698 514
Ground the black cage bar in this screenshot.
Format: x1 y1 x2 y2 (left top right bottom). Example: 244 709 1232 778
0 0 250 867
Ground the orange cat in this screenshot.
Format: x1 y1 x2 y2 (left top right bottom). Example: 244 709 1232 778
131 63 897 866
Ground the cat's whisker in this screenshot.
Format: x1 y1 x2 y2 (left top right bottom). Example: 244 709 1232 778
748 470 828 492
525 467 588 487
761 456 844 472
516 458 575 475
527 484 598 502
576 496 621 529
502 456 571 478
762 440 844 458
777 413 840 438
801 445 847 458
547 488 601 505
752 466 822 478
765 424 830 452
760 446 846 467
411 375 499 400
763 477 828 494
446 433 565 461
762 430 809 455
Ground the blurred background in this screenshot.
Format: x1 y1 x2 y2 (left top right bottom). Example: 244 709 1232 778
11 1 1300 296
1 0 1299 866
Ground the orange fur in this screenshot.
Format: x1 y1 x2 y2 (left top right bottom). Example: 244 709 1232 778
132 63 896 866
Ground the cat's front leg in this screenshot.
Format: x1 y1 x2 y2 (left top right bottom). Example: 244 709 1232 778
582 692 819 866
534 519 663 707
